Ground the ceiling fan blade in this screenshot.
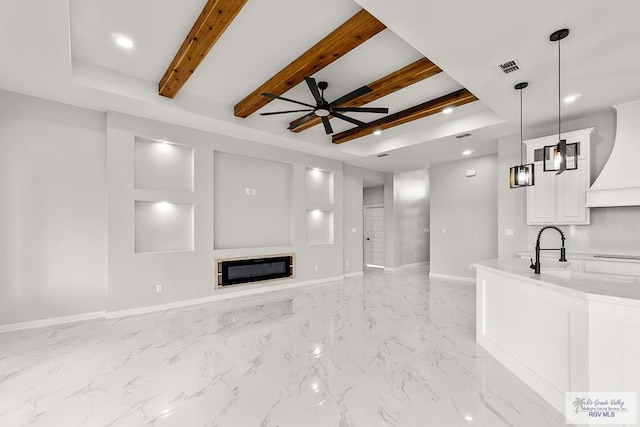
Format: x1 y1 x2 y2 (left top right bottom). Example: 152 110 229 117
305 77 323 104
330 111 367 127
261 93 315 108
333 107 389 114
288 112 316 130
330 85 372 106
260 109 313 116
321 116 334 134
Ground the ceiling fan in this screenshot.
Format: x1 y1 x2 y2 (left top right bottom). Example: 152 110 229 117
260 77 389 134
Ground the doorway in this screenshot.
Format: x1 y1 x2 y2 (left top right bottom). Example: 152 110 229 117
364 205 384 268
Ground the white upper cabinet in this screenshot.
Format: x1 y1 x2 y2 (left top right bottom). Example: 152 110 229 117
525 128 594 225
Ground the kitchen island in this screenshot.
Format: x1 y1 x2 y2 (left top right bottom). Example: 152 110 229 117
474 258 640 422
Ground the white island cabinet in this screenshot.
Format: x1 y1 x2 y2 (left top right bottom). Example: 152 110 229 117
475 258 640 425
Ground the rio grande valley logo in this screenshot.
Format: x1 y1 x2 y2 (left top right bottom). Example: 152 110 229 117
566 392 637 425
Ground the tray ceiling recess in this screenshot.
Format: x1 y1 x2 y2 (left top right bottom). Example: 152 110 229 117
158 1 478 143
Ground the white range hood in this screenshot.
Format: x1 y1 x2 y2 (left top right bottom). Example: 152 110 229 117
586 99 640 207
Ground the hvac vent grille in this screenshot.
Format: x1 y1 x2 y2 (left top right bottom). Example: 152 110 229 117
498 60 519 74
456 133 472 139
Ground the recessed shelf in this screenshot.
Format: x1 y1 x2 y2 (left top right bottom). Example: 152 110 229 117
134 137 193 192
306 209 334 245
305 167 333 205
134 201 193 253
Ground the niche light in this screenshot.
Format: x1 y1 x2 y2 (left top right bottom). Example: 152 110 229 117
464 415 473 422
462 150 472 156
564 94 581 103
157 201 170 211
111 33 134 50
373 129 382 136
442 106 455 114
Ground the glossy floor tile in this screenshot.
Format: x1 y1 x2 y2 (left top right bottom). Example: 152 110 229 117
0 267 567 426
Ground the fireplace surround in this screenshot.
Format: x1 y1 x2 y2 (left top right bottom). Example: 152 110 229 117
216 254 294 288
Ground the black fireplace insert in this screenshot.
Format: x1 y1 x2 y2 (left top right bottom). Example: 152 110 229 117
217 255 294 287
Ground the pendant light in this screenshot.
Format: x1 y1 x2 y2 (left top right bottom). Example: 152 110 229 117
543 28 578 175
509 82 535 188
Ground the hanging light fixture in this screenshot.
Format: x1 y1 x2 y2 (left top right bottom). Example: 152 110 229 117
543 28 578 175
509 82 535 188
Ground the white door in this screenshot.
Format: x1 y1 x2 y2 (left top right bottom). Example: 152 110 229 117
364 206 384 267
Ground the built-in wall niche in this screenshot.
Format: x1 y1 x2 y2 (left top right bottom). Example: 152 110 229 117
306 209 334 245
134 137 193 192
134 201 193 253
214 152 292 249
305 167 334 204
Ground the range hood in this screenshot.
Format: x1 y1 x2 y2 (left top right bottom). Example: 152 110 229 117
585 99 640 207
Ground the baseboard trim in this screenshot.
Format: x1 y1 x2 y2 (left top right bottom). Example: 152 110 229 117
106 275 345 319
344 271 364 278
0 311 107 334
429 273 475 283
385 261 429 271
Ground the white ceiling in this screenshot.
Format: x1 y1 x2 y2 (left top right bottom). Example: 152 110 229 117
1 0 639 172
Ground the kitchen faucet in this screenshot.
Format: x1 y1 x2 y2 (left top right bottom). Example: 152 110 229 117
530 226 567 274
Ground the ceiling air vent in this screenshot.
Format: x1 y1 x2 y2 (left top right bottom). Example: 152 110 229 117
497 60 519 74
456 133 472 139
377 153 389 158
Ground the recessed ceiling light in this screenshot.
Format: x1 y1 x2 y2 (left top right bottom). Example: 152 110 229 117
462 150 472 156
112 33 134 50
564 94 581 103
442 106 455 114
373 129 382 136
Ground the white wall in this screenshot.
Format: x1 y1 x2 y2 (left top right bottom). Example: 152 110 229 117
363 186 384 206
498 109 640 257
0 91 107 325
343 166 386 275
382 170 430 269
430 155 498 279
106 112 347 313
1 90 388 327
395 169 430 266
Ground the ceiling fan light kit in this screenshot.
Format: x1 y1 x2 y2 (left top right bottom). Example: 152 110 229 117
260 77 388 134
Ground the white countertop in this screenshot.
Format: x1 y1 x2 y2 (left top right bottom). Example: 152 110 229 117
474 258 640 307
517 250 640 263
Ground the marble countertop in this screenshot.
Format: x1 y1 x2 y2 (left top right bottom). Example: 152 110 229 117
474 258 640 307
516 250 640 263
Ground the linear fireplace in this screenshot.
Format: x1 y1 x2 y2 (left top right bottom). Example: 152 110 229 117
216 254 294 288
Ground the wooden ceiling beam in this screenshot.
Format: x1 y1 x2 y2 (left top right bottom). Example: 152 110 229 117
233 9 386 118
331 88 478 145
290 57 442 133
159 0 249 98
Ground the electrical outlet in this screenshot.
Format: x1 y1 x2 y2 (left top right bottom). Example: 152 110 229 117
314 265 318 271
505 228 514 236
346 261 349 266
156 284 163 293
351 228 357 233
413 252 416 257
442 228 447 234
251 188 257 196
245 188 250 195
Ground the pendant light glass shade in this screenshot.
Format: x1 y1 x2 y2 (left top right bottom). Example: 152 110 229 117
509 82 535 188
544 28 576 175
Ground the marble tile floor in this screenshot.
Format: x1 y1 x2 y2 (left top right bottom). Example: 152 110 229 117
0 266 568 426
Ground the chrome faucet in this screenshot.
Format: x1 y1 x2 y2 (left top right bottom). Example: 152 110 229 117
530 226 567 274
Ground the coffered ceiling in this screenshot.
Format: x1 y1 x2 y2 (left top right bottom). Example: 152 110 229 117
1 0 639 172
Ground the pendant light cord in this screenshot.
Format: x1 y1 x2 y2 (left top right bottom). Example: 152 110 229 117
558 36 561 140
520 88 524 165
